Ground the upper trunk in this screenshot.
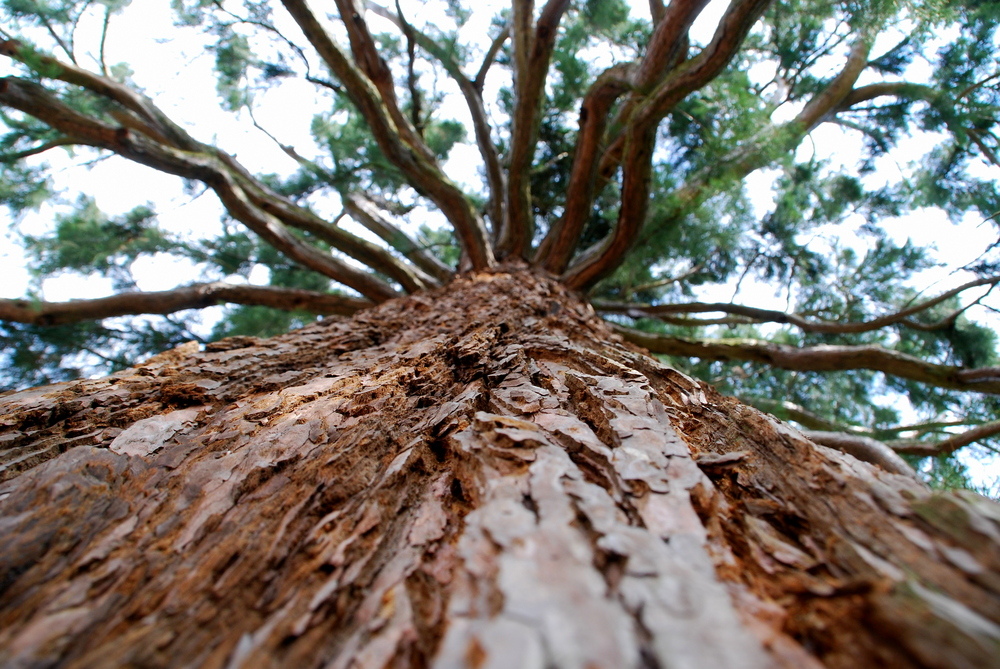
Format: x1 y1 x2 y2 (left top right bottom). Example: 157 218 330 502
1 266 998 668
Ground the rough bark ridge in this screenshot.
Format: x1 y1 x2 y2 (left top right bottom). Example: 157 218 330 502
1 267 998 668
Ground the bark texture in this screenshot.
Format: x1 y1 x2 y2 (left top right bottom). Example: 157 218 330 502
1 268 998 668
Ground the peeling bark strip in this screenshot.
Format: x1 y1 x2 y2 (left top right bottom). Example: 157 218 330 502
1 268 999 668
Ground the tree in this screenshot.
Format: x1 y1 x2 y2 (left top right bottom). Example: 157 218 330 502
1 0 1000 666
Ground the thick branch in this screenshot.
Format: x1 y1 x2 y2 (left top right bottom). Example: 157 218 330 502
538 0 706 271
0 44 424 295
206 163 401 302
279 0 494 270
594 0 771 186
836 81 937 110
0 76 400 302
212 151 436 293
474 24 510 92
539 0 710 272
0 283 371 326
594 275 1000 333
614 324 1000 394
536 64 634 272
498 0 572 258
343 192 454 284
567 33 872 290
648 0 666 25
332 0 434 164
800 430 917 478
739 398 998 463
891 420 1000 457
744 397 976 441
200 111 434 293
791 37 872 132
634 0 711 92
0 39 199 150
837 82 1000 167
365 2 506 233
563 0 772 290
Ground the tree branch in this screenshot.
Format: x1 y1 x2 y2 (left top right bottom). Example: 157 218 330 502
365 1 506 233
968 127 1000 169
649 0 667 26
746 397 978 440
792 37 873 132
626 263 705 296
498 0 572 258
799 430 917 478
211 150 436 293
343 192 454 284
1 38 426 293
563 0 773 290
395 0 424 137
0 136 76 161
213 109 437 293
0 38 200 151
536 64 634 272
0 76 400 302
613 324 1000 394
835 81 1000 167
836 81 937 110
565 32 874 291
595 275 1000 333
278 0 494 270
634 0 711 93
539 0 710 273
891 420 1000 457
475 24 510 92
0 283 372 326
332 0 433 162
743 397 864 433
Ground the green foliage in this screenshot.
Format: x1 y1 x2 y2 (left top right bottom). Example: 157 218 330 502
3 0 71 22
423 119 466 160
210 305 313 340
304 97 466 204
917 454 988 495
185 226 332 340
22 197 175 290
417 224 460 267
170 0 214 26
0 162 51 214
311 102 406 193
211 27 254 110
0 317 197 392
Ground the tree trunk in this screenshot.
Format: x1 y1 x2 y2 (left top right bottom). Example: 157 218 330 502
1 266 998 668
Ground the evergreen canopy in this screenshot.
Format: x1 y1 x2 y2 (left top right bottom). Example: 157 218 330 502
1 0 999 489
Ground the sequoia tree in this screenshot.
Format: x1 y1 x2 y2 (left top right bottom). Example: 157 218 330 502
2 0 1000 666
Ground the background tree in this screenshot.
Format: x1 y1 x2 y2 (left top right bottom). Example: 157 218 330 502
2 1 1000 666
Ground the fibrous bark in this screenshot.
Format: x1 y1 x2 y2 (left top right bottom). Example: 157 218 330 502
1 268 998 668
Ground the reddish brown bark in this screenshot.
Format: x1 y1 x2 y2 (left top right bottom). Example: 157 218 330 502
1 268 998 668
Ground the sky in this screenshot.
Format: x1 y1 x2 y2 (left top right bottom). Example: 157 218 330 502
1 0 998 485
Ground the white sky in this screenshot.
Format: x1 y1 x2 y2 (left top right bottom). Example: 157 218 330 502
1 1 998 484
